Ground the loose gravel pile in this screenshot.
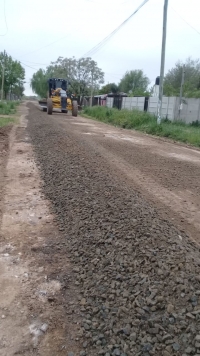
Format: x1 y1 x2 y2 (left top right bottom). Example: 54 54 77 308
28 104 200 356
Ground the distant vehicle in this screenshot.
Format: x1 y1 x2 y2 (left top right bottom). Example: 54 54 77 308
38 78 78 117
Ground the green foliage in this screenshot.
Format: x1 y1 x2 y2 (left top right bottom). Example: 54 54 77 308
119 70 150 95
127 89 151 97
31 69 48 99
48 57 104 96
31 57 104 98
0 52 25 98
83 106 200 147
99 83 119 94
164 58 200 98
0 101 19 115
84 106 155 128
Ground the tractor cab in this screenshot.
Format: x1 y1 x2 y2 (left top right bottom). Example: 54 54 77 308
48 78 67 97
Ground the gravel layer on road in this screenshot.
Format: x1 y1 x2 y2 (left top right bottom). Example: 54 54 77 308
28 104 200 356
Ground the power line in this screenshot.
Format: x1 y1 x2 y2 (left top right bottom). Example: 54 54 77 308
19 61 39 70
82 0 150 57
171 6 200 36
18 0 133 59
0 0 8 36
17 33 71 59
7 52 38 70
18 60 50 66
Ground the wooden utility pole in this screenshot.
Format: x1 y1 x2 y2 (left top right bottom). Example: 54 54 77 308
178 65 185 119
157 0 169 124
1 50 5 101
90 69 94 107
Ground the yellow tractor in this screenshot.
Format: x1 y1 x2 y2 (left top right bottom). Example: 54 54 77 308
39 78 78 117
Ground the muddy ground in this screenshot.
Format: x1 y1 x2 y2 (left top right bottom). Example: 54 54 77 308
1 102 200 356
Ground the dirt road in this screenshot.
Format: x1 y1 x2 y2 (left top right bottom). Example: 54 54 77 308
27 103 200 356
1 102 200 356
38 107 200 243
83 123 200 242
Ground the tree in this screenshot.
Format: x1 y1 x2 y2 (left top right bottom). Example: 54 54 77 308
12 83 24 98
31 57 104 100
99 83 119 94
164 58 200 97
47 56 104 97
31 69 48 98
119 70 150 95
0 51 25 99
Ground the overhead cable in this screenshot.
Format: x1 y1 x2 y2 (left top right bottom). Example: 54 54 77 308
83 0 150 57
171 6 200 36
0 0 8 36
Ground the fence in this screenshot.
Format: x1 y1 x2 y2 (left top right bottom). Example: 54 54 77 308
174 98 200 124
148 97 176 121
121 97 145 111
106 96 200 124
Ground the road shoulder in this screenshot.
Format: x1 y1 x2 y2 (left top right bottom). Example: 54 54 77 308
0 103 81 355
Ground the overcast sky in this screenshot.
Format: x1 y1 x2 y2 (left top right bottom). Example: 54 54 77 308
0 0 200 95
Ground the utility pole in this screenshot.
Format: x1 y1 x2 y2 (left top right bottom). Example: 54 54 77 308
1 50 5 101
178 65 185 119
157 0 169 124
90 69 94 107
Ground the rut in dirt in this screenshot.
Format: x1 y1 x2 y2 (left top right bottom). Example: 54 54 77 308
27 103 200 356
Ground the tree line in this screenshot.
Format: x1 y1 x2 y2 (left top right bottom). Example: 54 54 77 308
31 57 104 100
0 51 25 99
1 50 199 100
30 56 200 100
100 58 200 98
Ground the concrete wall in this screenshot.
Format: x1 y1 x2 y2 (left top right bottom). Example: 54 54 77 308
174 98 200 124
148 97 176 120
106 96 200 123
148 97 200 123
121 97 145 111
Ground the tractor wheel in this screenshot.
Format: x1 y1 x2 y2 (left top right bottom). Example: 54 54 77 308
47 98 53 115
72 100 78 117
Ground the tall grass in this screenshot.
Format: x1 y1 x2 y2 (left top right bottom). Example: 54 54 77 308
83 106 200 147
0 101 19 115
